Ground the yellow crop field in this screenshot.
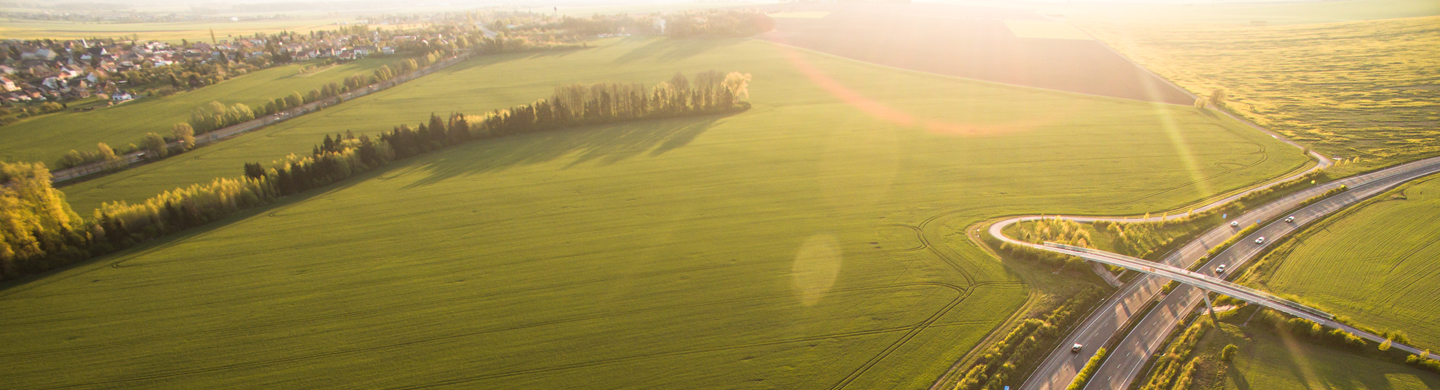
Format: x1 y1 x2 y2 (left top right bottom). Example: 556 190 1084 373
1083 16 1440 174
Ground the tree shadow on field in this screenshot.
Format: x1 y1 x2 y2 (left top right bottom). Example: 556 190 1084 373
0 170 379 298
612 37 742 64
400 114 730 189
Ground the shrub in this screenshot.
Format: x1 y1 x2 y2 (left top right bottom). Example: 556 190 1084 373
1220 344 1239 361
1066 347 1108 390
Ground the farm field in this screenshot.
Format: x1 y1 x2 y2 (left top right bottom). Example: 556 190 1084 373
59 37 1309 216
0 58 390 166
1 37 1314 388
759 2 1194 104
1193 322 1440 389
1045 0 1440 25
0 17 352 42
1083 16 1440 175
1247 176 1440 351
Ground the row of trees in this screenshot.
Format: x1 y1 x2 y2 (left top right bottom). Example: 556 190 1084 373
954 288 1102 390
3 71 751 281
1065 347 1107 390
1139 318 1213 390
188 101 257 133
666 10 775 38
55 142 126 170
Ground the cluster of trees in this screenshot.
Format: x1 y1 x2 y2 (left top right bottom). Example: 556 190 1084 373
0 162 90 278
379 71 752 160
120 60 260 92
1139 318 1213 390
1406 352 1440 374
557 14 660 36
1093 219 1172 258
1257 311 1367 350
1003 218 1094 270
665 10 775 38
3 71 751 281
55 142 126 170
954 288 1102 390
1016 218 1093 248
12 102 66 117
188 101 257 133
481 71 750 135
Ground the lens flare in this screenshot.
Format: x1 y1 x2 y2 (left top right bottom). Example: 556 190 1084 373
792 234 842 306
778 44 1063 137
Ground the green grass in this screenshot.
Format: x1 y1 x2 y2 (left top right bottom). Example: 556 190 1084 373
3 37 1310 388
0 58 391 166
1188 320 1440 390
1083 16 1440 175
1247 176 1440 351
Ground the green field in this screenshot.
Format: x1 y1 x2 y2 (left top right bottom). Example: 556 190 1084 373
1083 16 1440 175
1248 176 1440 351
1191 321 1440 389
0 58 389 166
4 37 1310 388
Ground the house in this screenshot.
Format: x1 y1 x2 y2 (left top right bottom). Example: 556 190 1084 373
24 49 57 61
0 76 17 92
111 90 134 102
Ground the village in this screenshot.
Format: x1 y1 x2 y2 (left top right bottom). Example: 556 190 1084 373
0 24 454 118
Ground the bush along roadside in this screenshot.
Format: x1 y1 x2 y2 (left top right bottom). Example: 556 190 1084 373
0 71 752 281
1138 316 1213 390
954 288 1103 390
1065 347 1107 390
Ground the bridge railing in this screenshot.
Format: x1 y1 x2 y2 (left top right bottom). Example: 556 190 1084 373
1042 242 1334 320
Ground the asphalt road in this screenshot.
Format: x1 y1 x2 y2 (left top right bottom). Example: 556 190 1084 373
997 154 1440 390
986 151 1324 390
1083 155 1440 390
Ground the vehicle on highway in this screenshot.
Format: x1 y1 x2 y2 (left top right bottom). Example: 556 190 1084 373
1230 221 1239 227
1071 343 1083 353
1255 237 1266 244
1285 216 1295 223
1215 264 1226 274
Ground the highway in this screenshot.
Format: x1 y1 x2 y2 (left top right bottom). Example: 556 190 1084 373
997 154 1440 390
1037 242 1332 323
1080 155 1440 390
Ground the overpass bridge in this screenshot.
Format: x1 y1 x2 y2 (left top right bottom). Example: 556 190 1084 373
1035 242 1334 324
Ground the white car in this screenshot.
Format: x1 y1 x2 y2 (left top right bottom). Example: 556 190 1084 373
1255 237 1266 244
1230 221 1239 227
1285 216 1295 223
1215 264 1227 274
1071 343 1083 353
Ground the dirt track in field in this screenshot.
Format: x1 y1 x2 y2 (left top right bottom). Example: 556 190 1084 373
760 2 1194 105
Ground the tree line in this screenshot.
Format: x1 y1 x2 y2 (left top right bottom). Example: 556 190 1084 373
665 10 775 38
2 71 751 280
952 289 1102 390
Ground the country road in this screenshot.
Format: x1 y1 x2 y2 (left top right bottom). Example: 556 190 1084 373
999 154 1440 390
49 51 471 184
